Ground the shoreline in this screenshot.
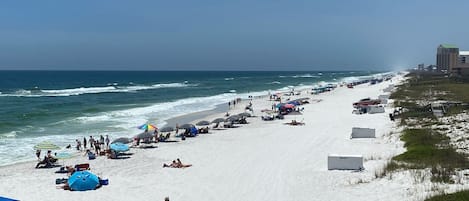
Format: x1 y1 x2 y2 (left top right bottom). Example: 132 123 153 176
0 74 408 201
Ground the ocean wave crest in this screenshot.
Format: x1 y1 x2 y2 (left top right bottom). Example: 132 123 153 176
0 82 194 97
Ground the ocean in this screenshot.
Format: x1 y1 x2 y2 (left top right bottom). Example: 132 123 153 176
0 70 384 166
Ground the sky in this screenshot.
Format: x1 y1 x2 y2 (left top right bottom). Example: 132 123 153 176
0 0 469 71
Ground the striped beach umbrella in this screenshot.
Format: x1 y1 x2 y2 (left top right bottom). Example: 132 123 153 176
34 141 60 150
137 123 157 131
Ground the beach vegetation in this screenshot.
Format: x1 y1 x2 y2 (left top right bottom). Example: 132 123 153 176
425 190 469 201
388 129 469 183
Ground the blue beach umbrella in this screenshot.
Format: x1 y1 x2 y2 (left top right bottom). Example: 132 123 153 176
68 171 99 191
109 142 129 152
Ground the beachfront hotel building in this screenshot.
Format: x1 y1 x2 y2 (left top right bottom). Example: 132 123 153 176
436 44 469 75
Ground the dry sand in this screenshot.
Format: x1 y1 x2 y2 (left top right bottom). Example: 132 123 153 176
0 75 413 201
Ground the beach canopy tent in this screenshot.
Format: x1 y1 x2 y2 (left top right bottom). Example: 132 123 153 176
112 137 132 144
159 126 174 132
0 196 19 201
351 127 376 138
34 141 61 150
68 171 100 191
211 118 226 124
179 124 195 129
327 154 364 170
110 142 129 152
137 123 157 131
196 120 211 126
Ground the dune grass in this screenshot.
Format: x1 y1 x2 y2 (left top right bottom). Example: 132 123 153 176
425 191 469 201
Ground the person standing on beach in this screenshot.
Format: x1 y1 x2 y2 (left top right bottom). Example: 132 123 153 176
94 141 101 155
89 136 95 149
99 135 104 145
175 123 179 134
105 135 110 149
228 101 231 109
83 137 87 149
75 139 81 151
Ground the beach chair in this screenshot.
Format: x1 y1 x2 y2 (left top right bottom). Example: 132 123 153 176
75 163 90 171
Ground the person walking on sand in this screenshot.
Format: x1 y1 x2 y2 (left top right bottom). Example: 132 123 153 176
83 137 87 149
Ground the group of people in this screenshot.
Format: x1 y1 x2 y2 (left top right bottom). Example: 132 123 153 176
74 135 110 155
163 158 192 168
228 98 242 109
35 150 58 168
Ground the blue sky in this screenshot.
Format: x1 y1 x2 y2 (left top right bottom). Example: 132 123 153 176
0 0 468 71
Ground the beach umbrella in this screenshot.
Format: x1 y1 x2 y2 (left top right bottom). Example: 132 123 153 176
225 115 240 122
34 141 60 150
137 123 157 131
238 112 252 117
55 152 73 166
112 137 132 144
159 126 174 132
135 132 154 139
196 120 210 126
55 152 72 159
211 118 225 124
110 142 130 152
68 171 100 191
179 124 195 129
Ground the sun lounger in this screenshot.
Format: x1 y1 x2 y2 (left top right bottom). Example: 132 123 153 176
75 163 90 171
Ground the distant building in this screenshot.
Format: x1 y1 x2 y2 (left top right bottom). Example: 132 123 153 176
417 63 425 71
436 44 459 72
436 44 469 75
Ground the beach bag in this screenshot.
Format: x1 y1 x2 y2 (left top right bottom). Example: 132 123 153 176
100 179 109 185
88 153 96 160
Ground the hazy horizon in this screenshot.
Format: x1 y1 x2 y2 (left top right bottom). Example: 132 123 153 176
1 0 468 71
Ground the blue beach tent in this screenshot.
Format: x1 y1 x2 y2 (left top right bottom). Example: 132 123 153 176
0 196 19 201
68 171 100 191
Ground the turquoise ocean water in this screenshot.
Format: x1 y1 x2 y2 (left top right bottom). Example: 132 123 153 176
0 70 385 165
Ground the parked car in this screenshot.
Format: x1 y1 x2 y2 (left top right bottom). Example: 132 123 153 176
353 98 381 108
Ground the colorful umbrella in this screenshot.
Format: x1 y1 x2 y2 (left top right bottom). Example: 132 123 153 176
68 171 100 191
137 123 157 131
34 141 61 150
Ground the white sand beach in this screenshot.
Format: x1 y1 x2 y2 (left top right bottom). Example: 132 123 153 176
0 75 412 201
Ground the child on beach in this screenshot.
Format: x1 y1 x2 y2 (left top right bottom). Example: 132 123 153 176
35 149 41 161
